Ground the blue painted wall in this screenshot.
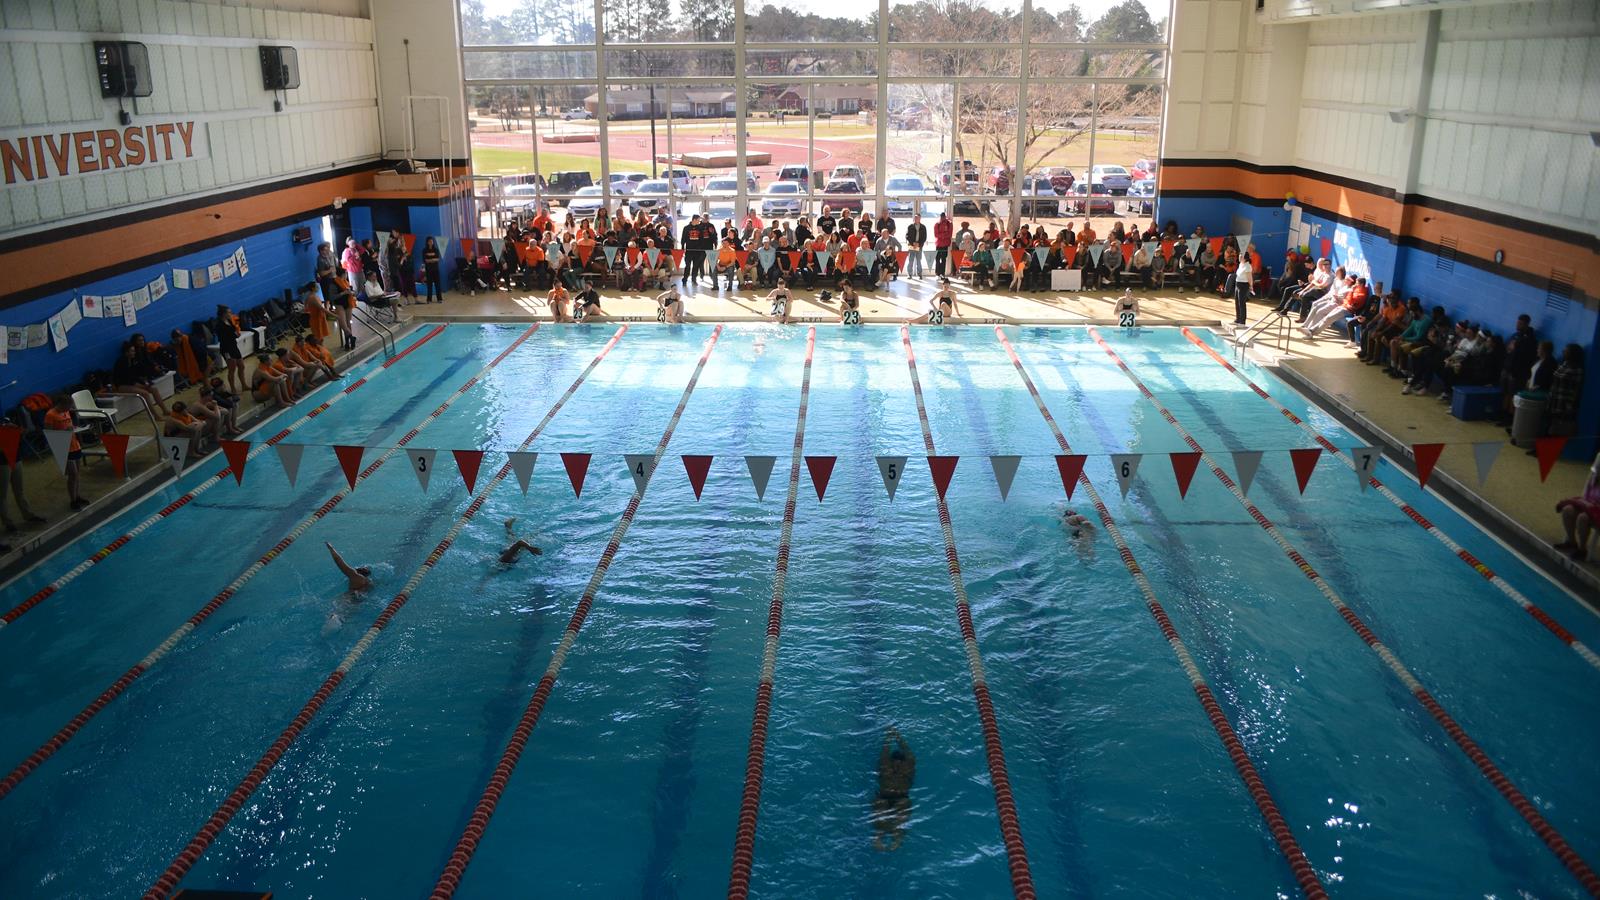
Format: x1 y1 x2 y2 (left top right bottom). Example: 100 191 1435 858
2 216 325 403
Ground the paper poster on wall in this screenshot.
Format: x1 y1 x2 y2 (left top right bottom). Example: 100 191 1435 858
6 327 24 352
223 256 238 278
26 323 48 348
149 275 169 302
173 268 191 290
103 294 123 317
235 246 249 276
0 340 6 365
48 314 68 351
207 263 224 283
61 299 82 331
131 287 151 310
192 269 209 289
123 298 138 326
81 295 104 318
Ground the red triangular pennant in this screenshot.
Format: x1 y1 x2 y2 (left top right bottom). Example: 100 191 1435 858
1534 436 1568 482
1411 443 1445 490
453 449 485 494
575 243 593 267
1209 237 1224 257
460 238 477 259
1054 454 1086 499
1010 248 1025 266
805 455 836 501
402 233 416 252
1161 238 1174 258
220 439 250 484
0 425 19 466
333 445 365 490
101 432 131 478
735 249 750 267
1289 448 1322 494
1169 451 1202 499
671 249 684 268
682 455 713 500
1064 244 1077 267
928 455 958 500
1120 241 1134 264
896 250 908 266
561 452 592 498
788 251 801 269
951 248 966 271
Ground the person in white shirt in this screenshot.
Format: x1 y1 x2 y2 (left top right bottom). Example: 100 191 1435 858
1279 258 1333 319
1301 267 1349 331
1230 252 1254 325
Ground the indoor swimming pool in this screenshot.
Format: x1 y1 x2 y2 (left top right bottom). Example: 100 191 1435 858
1 322 1596 899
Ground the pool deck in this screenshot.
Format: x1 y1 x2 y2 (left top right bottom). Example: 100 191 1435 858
5 280 1595 601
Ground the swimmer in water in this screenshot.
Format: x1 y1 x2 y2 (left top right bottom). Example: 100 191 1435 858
499 517 543 565
872 726 915 851
1062 507 1094 540
326 542 372 592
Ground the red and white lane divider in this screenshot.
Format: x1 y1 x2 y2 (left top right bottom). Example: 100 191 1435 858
0 324 448 629
0 325 535 802
994 327 1327 898
429 325 724 900
727 326 815 900
1180 327 1600 674
901 325 1037 900
1088 327 1600 897
143 326 629 900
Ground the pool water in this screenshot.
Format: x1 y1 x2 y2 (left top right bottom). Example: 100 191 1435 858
0 323 1596 899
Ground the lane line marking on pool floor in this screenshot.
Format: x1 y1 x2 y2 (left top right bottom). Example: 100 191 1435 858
1087 326 1600 897
902 325 1037 900
429 324 724 900
1179 327 1600 674
0 324 536 803
0 324 448 629
993 327 1328 899
142 325 629 900
726 326 815 900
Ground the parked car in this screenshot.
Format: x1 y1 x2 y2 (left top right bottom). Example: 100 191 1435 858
546 170 594 194
1066 182 1114 216
821 180 865 212
1044 167 1076 194
1130 158 1159 180
566 185 606 219
497 183 546 220
561 107 593 120
629 179 673 213
1017 177 1060 217
1088 164 1132 195
761 181 805 216
936 159 979 179
827 165 866 191
775 164 812 188
660 167 694 193
985 166 1012 194
608 171 648 195
884 174 932 216
703 176 744 200
1129 178 1156 215
947 181 989 216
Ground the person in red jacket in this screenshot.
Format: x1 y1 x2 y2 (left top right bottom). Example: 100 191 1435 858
933 213 954 278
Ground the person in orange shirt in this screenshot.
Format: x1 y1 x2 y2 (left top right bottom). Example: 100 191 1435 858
305 335 340 377
252 352 292 408
164 401 213 458
43 395 87 510
291 335 337 385
716 238 739 289
547 283 570 322
270 349 305 399
1079 221 1096 244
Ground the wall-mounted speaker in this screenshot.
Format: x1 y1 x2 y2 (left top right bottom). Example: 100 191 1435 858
95 41 153 98
260 46 301 91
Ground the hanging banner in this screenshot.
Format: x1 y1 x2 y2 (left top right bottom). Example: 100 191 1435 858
815 250 831 272
989 455 1021 501
223 255 238 278
149 274 169 302
508 451 538 495
26 323 48 348
1089 243 1105 265
1472 441 1502 487
80 295 104 318
603 245 618 267
1055 454 1087 499
682 455 713 500
333 445 365 490
671 248 684 267
1289 448 1322 494
876 455 907 501
928 455 958 501
131 287 151 310
804 455 836 501
207 263 224 284
1232 450 1263 497
561 452 592 498
1185 237 1202 256
220 440 250 484
44 429 73 472
1412 443 1445 490
275 442 305 487
121 295 138 327
1350 446 1380 492
857 249 877 271
1169 451 1201 499
408 448 437 492
102 294 122 318
745 455 776 501
645 247 660 266
158 435 190 475
172 268 191 290
48 313 68 351
625 453 656 493
1111 453 1141 497
191 268 208 288
1033 247 1049 266
60 298 83 331
453 449 485 494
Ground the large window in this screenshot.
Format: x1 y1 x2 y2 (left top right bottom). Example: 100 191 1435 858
463 0 1170 236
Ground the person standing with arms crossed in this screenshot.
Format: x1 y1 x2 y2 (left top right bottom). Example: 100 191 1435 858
933 212 953 278
904 214 927 279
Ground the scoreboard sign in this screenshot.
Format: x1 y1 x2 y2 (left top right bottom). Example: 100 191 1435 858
1 120 208 185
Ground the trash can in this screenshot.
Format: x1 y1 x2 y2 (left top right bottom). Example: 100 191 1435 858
1511 393 1547 446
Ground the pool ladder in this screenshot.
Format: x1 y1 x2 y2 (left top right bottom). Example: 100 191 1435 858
1233 312 1295 354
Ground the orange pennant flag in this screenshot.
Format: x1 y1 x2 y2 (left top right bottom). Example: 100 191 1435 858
735 250 749 267
1121 241 1135 264
576 243 593 267
627 247 641 265
333 445 365 490
896 250 908 267
402 233 416 253
221 440 251 485
788 251 801 269
460 238 477 259
1010 248 1025 266
101 432 131 478
453 449 485 494
1209 237 1224 257
671 249 684 268
1411 443 1445 490
951 248 966 271
682 455 713 500
1160 238 1174 258
1064 245 1077 267
839 250 856 271
1169 451 1202 499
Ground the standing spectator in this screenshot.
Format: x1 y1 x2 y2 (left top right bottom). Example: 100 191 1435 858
1230 250 1254 326
340 237 364 290
43 396 87 510
421 237 443 303
1548 345 1586 437
904 214 927 279
933 213 953 276
0 432 48 535
1497 314 1537 426
383 229 405 292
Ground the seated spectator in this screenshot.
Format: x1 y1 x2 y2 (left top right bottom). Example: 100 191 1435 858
1100 242 1125 287
111 339 170 416
1434 322 1491 401
1300 267 1350 333
716 239 739 289
361 271 402 310
1130 242 1154 289
251 352 291 408
1195 243 1219 291
547 283 570 322
1356 293 1407 362
200 383 240 437
995 239 1018 290
574 283 604 321
1388 306 1447 381
1279 258 1333 318
1304 272 1364 337
1554 453 1600 561
1272 250 1306 300
1401 313 1459 394
970 241 995 289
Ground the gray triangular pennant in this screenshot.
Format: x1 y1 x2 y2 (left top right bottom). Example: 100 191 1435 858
1186 237 1202 256
1111 453 1141 497
1349 446 1380 492
603 245 618 266
625 454 656 493
1090 243 1106 265
857 248 877 270
876 456 908 501
275 442 305 487
508 451 538 495
43 429 73 472
1472 441 1503 487
1232 450 1263 497
758 247 776 269
989 455 1021 501
815 250 831 272
408 448 437 492
745 455 776 501
158 435 190 475
1033 247 1049 266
